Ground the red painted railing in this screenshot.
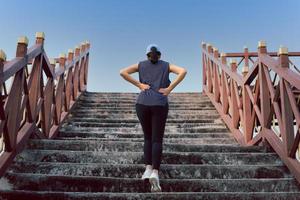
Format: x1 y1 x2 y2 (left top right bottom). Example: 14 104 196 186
0 32 90 177
202 41 300 183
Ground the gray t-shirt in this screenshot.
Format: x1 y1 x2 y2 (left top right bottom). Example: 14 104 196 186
136 59 171 106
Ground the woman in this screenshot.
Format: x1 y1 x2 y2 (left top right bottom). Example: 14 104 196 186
119 44 187 192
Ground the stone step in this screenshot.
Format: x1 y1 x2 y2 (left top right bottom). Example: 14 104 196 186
63 121 225 128
73 107 217 111
1 191 300 200
60 125 229 133
80 97 210 102
8 162 292 179
58 131 232 139
64 118 219 124
82 95 207 100
69 113 220 120
27 140 270 153
83 91 204 96
76 103 215 109
78 99 213 104
16 150 282 165
50 138 236 145
3 173 300 192
71 109 219 115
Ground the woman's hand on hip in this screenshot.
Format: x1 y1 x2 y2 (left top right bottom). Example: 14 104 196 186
158 87 171 96
138 83 150 91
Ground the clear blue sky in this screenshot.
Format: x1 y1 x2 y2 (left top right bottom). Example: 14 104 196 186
0 0 299 92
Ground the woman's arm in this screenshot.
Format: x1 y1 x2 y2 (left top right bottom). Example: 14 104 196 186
119 63 150 91
158 63 187 96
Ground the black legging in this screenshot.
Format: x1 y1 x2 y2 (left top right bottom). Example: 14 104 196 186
135 103 169 170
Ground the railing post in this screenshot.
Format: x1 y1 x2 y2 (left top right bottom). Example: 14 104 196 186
202 42 207 92
73 46 81 99
278 46 294 156
229 59 239 128
65 49 74 111
213 48 220 102
243 46 249 75
27 32 44 123
59 53 66 71
258 41 270 141
79 43 86 92
35 32 45 45
206 44 213 93
242 60 252 143
0 50 6 83
16 36 28 57
4 36 28 152
0 50 6 118
54 53 66 124
84 41 90 85
220 53 229 114
0 50 4 152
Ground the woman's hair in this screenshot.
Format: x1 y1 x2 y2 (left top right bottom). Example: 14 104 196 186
147 51 161 64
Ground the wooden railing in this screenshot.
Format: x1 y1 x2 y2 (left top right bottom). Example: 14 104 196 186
202 41 300 183
0 32 90 177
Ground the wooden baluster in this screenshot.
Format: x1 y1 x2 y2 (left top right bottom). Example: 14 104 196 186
278 46 294 156
4 36 28 151
258 41 271 140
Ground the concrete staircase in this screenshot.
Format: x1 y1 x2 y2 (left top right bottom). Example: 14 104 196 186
0 92 299 200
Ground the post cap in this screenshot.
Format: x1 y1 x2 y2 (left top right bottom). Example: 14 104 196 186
220 52 227 57
68 49 74 54
0 50 7 61
242 65 249 73
230 59 237 64
49 58 56 65
278 46 288 55
258 40 266 48
35 32 45 39
18 36 29 45
59 53 66 58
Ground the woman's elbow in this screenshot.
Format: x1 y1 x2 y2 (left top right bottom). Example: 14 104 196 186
182 68 187 75
119 69 126 77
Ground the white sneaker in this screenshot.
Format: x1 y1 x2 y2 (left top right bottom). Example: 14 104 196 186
141 167 153 180
149 171 162 192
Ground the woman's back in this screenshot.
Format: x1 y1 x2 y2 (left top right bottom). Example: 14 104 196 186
136 59 171 106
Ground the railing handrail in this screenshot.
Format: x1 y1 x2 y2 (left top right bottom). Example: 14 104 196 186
202 41 300 184
0 32 90 177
